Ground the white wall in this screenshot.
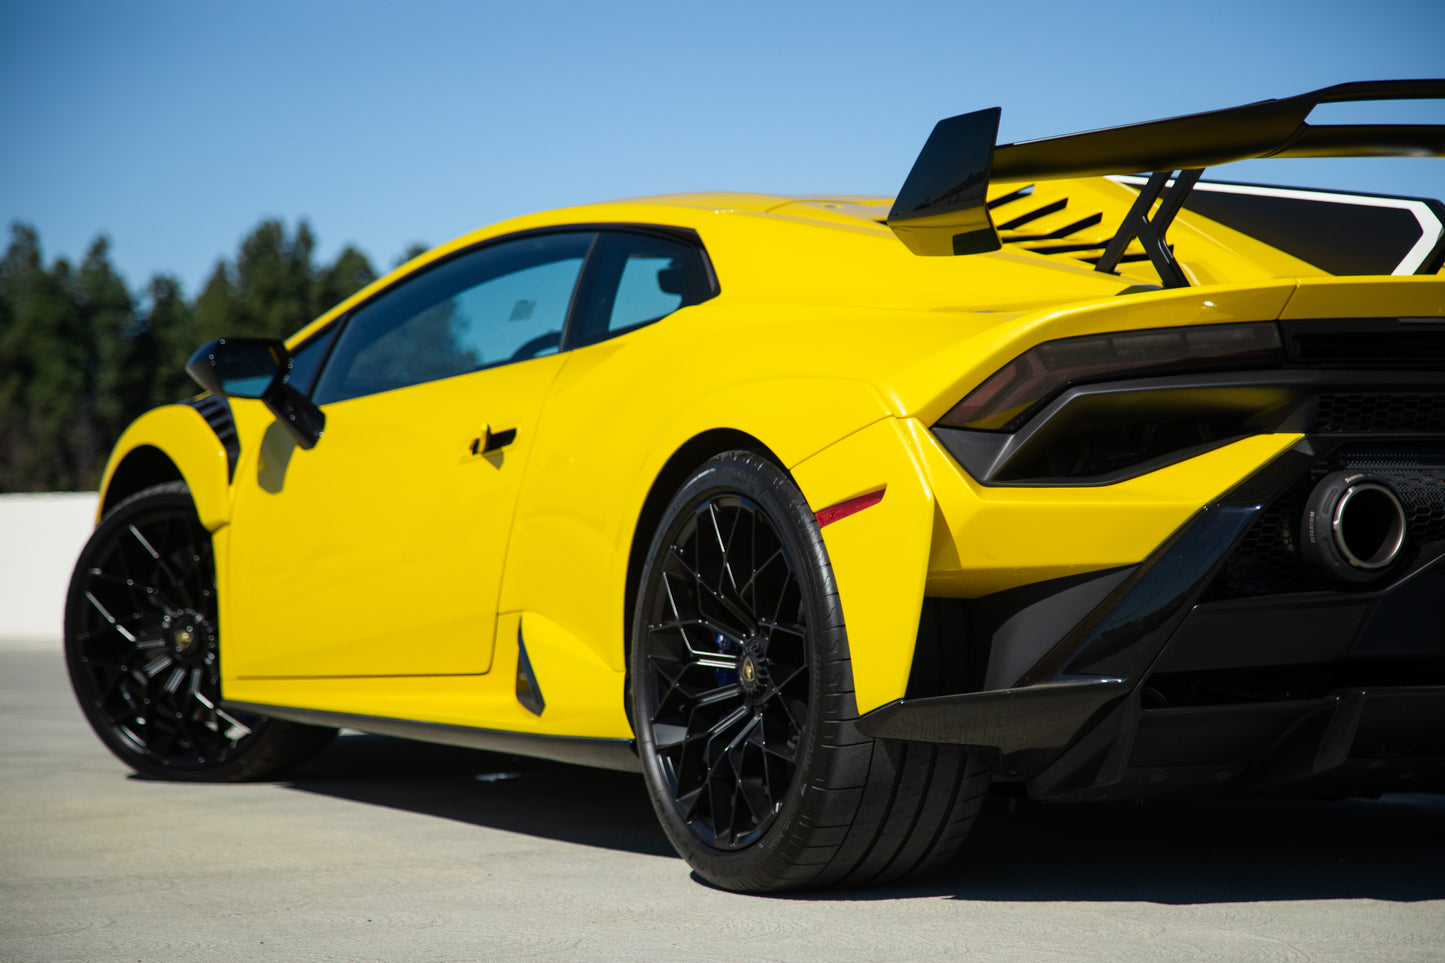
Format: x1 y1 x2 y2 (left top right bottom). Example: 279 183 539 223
0 493 99 644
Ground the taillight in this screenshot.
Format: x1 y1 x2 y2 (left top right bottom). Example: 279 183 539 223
939 321 1283 432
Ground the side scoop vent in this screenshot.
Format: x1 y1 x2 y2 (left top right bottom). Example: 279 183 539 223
515 625 546 717
185 395 240 481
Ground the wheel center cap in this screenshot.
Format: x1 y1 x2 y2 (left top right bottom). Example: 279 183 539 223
737 637 769 697
740 654 758 686
173 626 195 652
163 610 211 661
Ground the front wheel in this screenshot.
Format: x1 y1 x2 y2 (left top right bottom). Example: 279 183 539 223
64 482 335 781
630 452 989 892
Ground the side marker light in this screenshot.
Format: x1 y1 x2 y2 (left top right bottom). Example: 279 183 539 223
814 488 886 528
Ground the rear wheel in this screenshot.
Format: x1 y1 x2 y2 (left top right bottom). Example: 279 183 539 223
64 482 334 781
630 452 989 892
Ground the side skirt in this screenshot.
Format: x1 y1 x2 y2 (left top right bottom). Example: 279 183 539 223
223 700 641 773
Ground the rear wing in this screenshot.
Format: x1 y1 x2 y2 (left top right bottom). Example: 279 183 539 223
887 80 1445 286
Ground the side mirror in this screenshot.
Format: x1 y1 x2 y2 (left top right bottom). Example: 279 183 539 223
186 338 326 450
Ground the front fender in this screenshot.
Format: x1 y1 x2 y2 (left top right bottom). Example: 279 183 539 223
97 404 233 531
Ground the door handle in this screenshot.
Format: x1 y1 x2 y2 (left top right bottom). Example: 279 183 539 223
467 426 517 457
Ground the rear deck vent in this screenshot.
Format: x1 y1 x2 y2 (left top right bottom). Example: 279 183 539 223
990 185 1137 263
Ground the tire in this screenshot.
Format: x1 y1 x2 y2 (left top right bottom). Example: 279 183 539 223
629 451 989 892
64 482 335 781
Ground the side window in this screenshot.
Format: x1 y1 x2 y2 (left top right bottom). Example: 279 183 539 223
569 232 715 349
312 232 594 405
284 323 340 396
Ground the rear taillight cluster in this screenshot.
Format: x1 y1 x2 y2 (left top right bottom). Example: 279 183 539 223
939 322 1283 433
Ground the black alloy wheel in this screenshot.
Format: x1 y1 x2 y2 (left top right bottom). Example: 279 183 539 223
640 486 811 850
65 482 333 781
630 452 991 893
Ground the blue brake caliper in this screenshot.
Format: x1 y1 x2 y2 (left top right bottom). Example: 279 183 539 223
714 633 740 687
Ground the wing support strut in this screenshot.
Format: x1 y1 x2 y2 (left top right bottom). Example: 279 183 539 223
1094 168 1204 288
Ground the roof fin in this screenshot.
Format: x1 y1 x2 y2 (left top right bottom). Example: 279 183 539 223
886 108 1003 257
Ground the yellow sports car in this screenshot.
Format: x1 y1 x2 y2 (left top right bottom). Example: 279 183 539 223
66 81 1445 892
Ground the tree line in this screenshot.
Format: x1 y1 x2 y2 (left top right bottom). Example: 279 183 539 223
0 220 420 493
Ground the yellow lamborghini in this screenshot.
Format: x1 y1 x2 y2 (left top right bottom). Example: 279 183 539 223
66 81 1445 892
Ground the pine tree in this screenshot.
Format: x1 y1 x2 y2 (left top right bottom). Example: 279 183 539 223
140 275 199 407
315 244 377 316
235 219 316 338
73 237 136 486
0 220 391 491
1 225 87 490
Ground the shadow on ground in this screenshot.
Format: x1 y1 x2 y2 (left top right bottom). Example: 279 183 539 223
283 730 675 857
282 731 1445 904
804 791 1445 905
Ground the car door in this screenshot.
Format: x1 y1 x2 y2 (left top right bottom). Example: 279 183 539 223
224 231 595 679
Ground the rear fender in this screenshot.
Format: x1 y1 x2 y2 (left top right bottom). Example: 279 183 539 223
791 418 935 715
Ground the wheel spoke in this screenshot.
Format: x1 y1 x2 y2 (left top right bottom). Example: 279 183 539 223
675 784 704 821
704 703 751 744
127 524 187 607
668 544 756 635
768 661 808 692
737 546 784 611
84 592 139 643
694 683 744 709
705 501 737 598
757 617 806 640
650 615 746 653
768 568 798 638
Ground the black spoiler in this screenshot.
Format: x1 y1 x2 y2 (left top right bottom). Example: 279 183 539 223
887 80 1445 284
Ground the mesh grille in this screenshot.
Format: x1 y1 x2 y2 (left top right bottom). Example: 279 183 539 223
1317 393 1445 433
1203 446 1445 600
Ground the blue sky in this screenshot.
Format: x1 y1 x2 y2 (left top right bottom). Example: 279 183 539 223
3 0 1443 299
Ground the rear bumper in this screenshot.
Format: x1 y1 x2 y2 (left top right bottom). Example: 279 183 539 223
859 436 1445 800
861 680 1445 801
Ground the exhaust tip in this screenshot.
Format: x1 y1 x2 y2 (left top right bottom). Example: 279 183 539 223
1301 472 1407 583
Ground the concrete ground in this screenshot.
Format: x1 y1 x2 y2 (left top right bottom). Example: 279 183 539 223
3 640 1443 963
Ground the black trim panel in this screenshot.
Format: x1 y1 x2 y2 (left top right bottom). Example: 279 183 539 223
936 366 1445 487
222 701 641 773
857 679 1127 778
1026 685 1445 801
184 395 240 481
1136 178 1445 276
1159 543 1445 674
